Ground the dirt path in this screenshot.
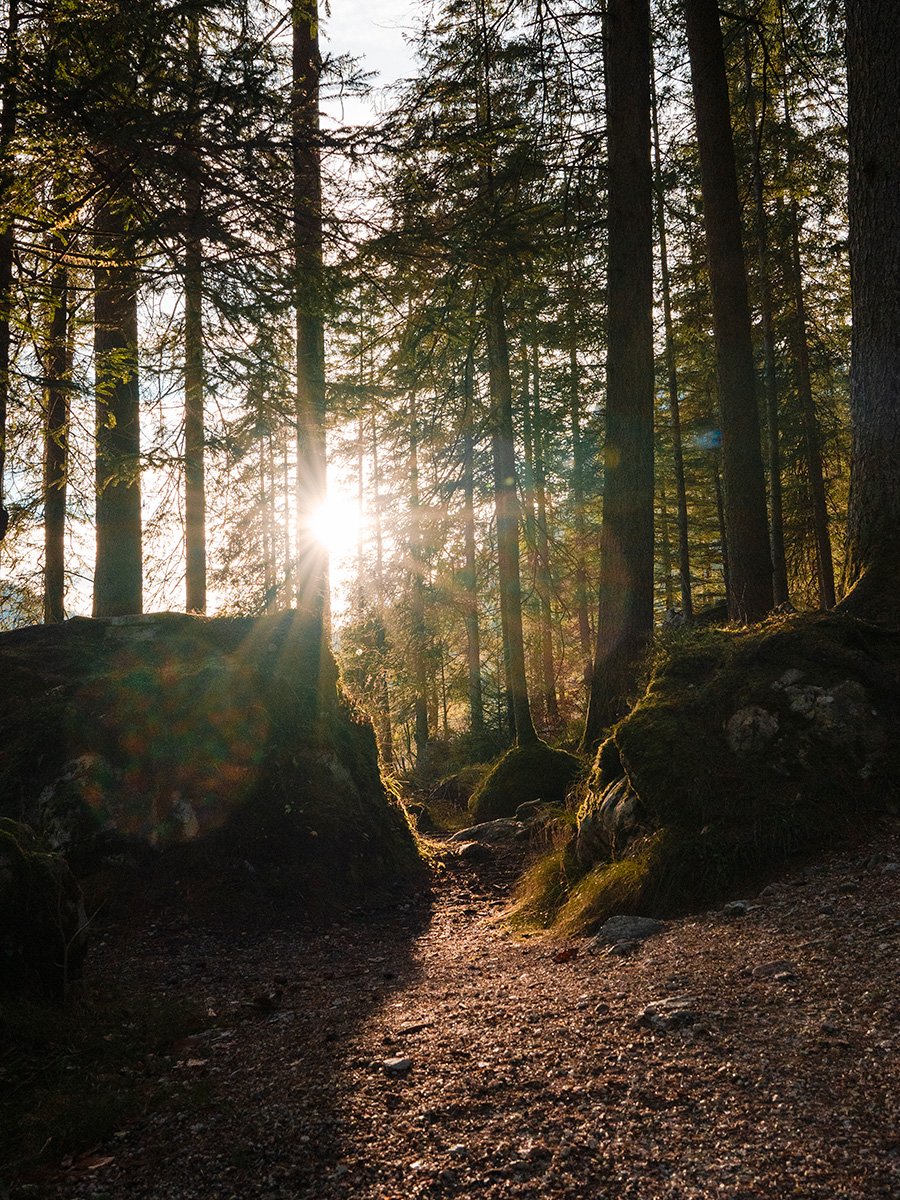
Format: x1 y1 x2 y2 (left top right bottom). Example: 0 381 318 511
26 826 900 1200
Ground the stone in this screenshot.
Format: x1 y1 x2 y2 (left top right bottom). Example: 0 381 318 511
726 706 779 756
591 914 665 946
383 1056 413 1076
515 799 551 823
448 819 524 844
454 840 493 863
640 996 701 1031
751 959 797 980
575 775 644 865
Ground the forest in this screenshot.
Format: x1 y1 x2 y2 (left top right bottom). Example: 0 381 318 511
1 0 899 1196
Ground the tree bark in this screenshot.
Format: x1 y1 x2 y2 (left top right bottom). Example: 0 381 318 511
462 343 484 735
0 0 18 545
43 245 70 624
93 186 143 618
184 10 206 613
408 388 430 771
843 0 900 616
292 0 328 636
584 0 655 745
684 0 773 622
651 57 693 620
531 340 559 727
372 418 394 765
486 281 537 745
743 31 789 607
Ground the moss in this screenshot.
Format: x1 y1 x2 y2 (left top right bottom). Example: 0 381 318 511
516 612 900 934
469 741 584 823
556 856 650 936
509 848 575 929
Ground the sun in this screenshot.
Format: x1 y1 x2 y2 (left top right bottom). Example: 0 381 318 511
306 491 364 568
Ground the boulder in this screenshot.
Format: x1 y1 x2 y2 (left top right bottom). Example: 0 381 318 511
0 612 423 909
448 818 523 844
468 742 583 823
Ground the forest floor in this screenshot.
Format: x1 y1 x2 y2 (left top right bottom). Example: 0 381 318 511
9 821 900 1200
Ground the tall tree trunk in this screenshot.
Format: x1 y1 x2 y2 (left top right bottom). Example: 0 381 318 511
183 11 206 613
743 32 789 607
531 340 559 727
651 54 693 621
43 245 69 623
786 207 836 609
843 0 900 615
714 458 731 602
292 0 328 635
775 8 835 611
0 0 18 545
462 344 484 735
93 186 142 618
372 418 394 765
584 0 655 745
485 281 537 745
658 468 675 611
408 388 429 770
684 0 773 622
519 343 545 730
566 280 593 682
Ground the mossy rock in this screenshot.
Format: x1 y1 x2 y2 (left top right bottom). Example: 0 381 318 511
469 741 584 823
0 612 424 913
0 819 88 1001
517 613 900 933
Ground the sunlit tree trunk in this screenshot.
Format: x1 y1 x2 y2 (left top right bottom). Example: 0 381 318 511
657 468 675 611
566 276 592 682
183 10 206 613
651 55 692 621
684 0 773 622
292 0 328 635
372 419 394 765
775 6 835 610
43 241 70 623
531 341 559 727
0 0 18 545
742 32 789 608
408 388 430 770
93 185 143 618
843 0 900 615
461 344 484 736
584 0 655 745
520 344 545 730
486 281 537 746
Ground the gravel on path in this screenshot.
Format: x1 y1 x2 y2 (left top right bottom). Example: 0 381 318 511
21 824 900 1200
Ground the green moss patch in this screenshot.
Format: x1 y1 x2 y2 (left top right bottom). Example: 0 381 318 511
517 613 900 934
468 741 584 823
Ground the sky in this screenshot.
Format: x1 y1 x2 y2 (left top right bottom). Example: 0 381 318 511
322 0 420 121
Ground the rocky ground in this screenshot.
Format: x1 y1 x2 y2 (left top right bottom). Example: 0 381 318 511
11 822 900 1200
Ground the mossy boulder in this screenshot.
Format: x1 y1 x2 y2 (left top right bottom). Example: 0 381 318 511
582 614 900 914
469 741 583 823
0 612 423 912
0 819 88 1000
516 613 900 933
